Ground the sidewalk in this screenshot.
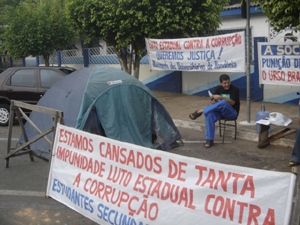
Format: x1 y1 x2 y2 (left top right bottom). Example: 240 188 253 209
154 91 299 148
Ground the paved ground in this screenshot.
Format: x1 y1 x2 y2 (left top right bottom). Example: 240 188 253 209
0 91 298 224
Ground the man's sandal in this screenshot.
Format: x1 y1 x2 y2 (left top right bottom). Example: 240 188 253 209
204 140 214 148
189 111 203 120
287 161 300 167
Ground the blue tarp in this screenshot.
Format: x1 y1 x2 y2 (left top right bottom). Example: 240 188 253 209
20 65 181 159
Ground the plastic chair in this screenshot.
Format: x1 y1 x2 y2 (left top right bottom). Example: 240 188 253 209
218 118 237 144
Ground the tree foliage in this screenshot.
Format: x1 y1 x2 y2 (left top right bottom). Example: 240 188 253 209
66 0 229 78
0 0 22 45
2 0 77 65
0 0 21 19
0 0 21 7
256 0 300 32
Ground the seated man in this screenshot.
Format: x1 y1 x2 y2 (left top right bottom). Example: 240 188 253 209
189 74 240 148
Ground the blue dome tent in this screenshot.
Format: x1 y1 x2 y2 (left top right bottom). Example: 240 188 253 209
20 66 181 159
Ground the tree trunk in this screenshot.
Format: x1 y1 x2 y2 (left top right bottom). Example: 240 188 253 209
116 50 129 73
133 56 141 79
119 56 128 73
43 55 50 66
127 52 133 75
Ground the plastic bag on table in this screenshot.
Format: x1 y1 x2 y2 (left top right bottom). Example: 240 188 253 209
268 112 292 126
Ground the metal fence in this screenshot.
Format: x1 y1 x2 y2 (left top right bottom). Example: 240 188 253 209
34 46 149 68
0 55 24 71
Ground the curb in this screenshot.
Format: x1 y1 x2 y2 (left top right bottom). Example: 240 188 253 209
174 119 295 149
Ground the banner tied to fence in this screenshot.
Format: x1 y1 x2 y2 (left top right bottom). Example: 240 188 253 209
47 124 295 225
145 31 245 72
258 42 300 86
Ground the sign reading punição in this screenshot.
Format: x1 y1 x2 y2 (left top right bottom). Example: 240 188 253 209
258 42 300 86
145 32 245 72
47 124 295 225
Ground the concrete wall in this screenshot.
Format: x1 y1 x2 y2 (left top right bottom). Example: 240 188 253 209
140 11 266 101
140 9 300 105
221 10 300 105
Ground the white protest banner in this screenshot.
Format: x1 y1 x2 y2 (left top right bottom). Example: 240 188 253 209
145 32 245 72
258 42 300 86
269 27 300 43
47 124 295 225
